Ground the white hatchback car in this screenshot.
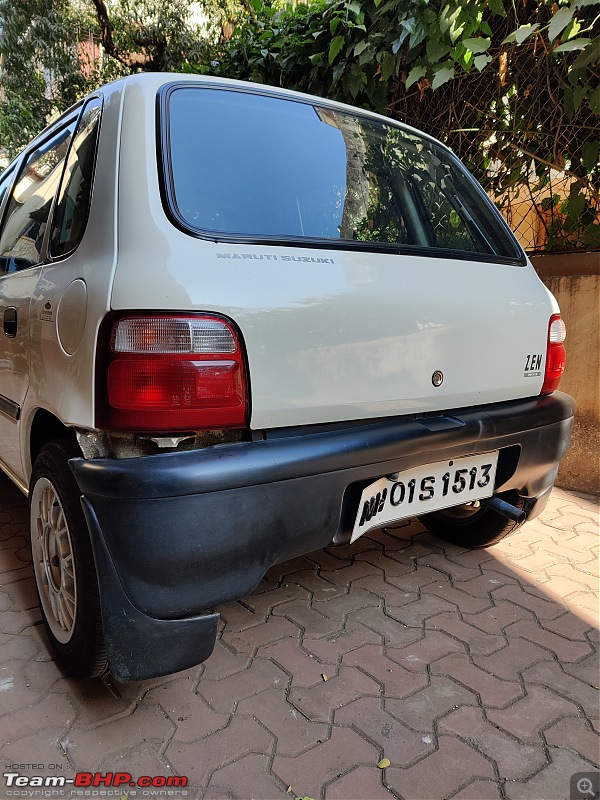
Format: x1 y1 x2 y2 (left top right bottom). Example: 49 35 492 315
0 74 574 681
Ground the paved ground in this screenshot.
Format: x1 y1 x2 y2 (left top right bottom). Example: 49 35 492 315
0 473 598 800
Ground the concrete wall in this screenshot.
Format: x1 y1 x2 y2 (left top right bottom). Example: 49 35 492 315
532 252 600 495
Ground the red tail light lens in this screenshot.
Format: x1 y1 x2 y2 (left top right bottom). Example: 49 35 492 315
99 315 248 431
541 314 566 395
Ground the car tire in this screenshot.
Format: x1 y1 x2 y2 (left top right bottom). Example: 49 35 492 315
29 439 108 678
418 491 527 548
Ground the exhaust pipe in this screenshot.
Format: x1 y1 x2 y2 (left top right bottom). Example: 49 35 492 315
481 495 526 524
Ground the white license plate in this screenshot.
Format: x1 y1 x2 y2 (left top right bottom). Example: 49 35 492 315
351 451 499 542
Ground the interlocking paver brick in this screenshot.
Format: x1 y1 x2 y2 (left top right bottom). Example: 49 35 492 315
352 605 424 645
259 638 328 686
319 561 383 584
486 684 580 743
313 587 381 620
449 780 504 799
544 716 600 766
147 679 229 742
284 569 346 600
65 702 175 770
104 741 172 778
302 623 382 664
243 583 312 616
335 695 435 766
272 600 344 638
490 583 566 619
200 639 251 680
197 657 289 715
384 565 449 592
386 630 464 671
167 715 273 787
454 571 519 599
237 688 329 756
219 614 301 654
522 661 599 719
342 644 428 698
425 611 505 656
432 653 523 707
207 752 289 799
0 472 597 800
472 639 552 680
540 610 595 640
427 581 493 613
218 601 267 630
417 553 482 582
438 706 547 780
385 675 478 732
272 726 379 799
384 735 495 800
325 765 396 799
1 692 75 742
0 631 44 661
386 594 456 627
562 650 600 686
351 574 419 604
464 600 534 634
289 664 380 723
504 747 597 800
504 619 593 662
1 728 73 772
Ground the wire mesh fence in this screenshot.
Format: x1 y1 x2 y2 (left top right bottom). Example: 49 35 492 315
389 34 599 257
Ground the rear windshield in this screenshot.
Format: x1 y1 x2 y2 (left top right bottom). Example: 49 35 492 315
163 86 523 262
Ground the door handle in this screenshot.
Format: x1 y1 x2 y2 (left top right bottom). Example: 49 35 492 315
3 307 17 337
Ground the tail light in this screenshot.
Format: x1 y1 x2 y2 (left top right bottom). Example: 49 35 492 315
541 314 566 395
98 315 248 431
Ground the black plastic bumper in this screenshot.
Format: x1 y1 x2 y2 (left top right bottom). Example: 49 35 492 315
70 391 574 681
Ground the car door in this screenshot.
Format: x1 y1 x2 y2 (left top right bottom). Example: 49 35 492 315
0 118 76 486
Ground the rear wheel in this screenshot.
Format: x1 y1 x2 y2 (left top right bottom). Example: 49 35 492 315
418 491 527 548
29 440 107 678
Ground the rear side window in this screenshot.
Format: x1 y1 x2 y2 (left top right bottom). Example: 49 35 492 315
50 97 102 259
162 86 524 262
0 124 75 274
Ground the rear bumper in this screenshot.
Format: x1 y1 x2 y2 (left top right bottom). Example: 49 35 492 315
71 391 575 680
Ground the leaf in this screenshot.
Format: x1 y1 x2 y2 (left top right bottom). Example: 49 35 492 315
554 37 592 51
392 29 410 54
431 65 455 89
581 141 600 173
473 53 492 70
588 85 600 115
503 23 540 45
548 6 574 43
330 17 342 35
328 35 345 64
378 758 391 769
405 65 427 88
348 0 362 17
309 52 324 64
462 37 491 53
354 41 369 56
487 0 506 16
380 51 396 81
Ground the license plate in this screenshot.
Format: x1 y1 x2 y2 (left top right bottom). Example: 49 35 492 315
351 451 499 542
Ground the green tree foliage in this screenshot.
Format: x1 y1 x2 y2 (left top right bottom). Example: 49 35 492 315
213 0 600 250
0 0 235 158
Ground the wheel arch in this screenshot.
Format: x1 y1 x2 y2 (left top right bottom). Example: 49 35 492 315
28 408 80 479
